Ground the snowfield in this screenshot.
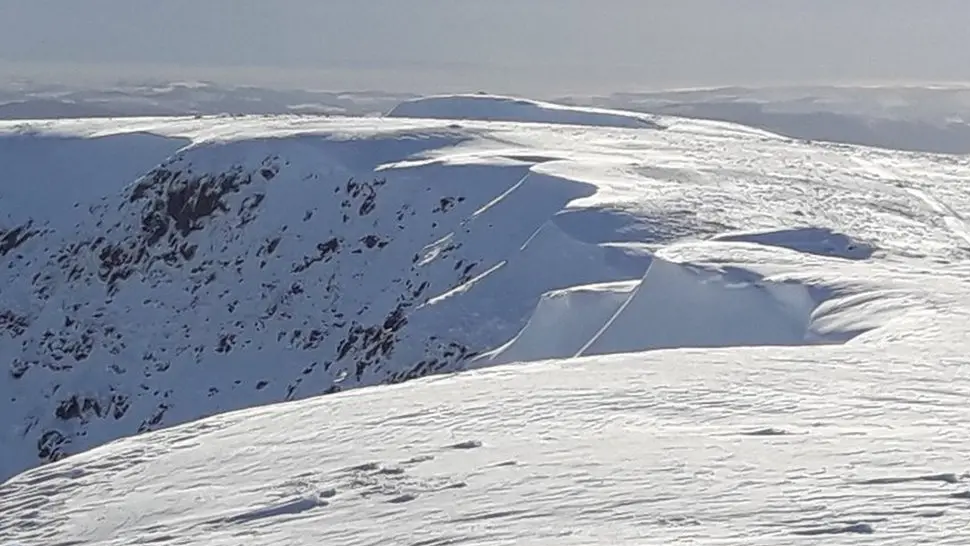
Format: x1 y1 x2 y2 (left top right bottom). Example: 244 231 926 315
387 94 667 130
2 95 970 544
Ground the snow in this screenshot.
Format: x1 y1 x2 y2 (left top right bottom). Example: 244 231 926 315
3 347 970 544
475 280 637 365
565 85 970 154
387 93 667 130
577 255 817 355
6 81 970 153
0 131 190 230
0 81 419 120
3 94 970 544
708 227 876 260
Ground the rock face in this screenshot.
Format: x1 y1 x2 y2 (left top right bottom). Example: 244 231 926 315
0 127 640 481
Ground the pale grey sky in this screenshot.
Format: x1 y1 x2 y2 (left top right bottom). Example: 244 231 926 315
1 0 969 94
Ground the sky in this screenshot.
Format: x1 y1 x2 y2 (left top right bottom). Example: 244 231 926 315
2 0 970 94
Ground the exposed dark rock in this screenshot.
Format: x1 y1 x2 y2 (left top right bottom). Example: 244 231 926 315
0 310 30 338
9 359 31 380
4 162 489 480
433 197 458 214
138 403 170 433
37 430 69 462
0 222 38 257
216 333 236 354
293 237 341 273
360 234 390 249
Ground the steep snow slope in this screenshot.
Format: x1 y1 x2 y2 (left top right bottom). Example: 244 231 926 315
3 97 970 488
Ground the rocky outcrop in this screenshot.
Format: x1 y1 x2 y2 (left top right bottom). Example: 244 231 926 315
0 141 519 479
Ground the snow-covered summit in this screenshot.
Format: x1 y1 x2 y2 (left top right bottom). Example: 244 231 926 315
386 93 666 129
386 93 788 141
3 95 970 543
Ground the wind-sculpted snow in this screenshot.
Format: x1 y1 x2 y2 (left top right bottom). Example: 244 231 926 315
477 238 931 365
2 94 970 528
709 227 876 260
2 344 970 545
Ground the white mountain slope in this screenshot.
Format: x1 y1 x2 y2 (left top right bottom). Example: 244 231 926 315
6 343 970 545
2 95 970 543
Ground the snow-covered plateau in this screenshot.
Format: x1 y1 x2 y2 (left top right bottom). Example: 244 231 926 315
2 94 970 544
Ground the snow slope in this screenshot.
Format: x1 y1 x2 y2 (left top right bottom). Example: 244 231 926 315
3 342 970 544
387 93 667 130
566 85 970 154
0 81 417 119
2 96 970 543
8 82 970 154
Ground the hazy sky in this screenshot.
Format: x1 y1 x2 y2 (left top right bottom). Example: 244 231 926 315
2 0 969 94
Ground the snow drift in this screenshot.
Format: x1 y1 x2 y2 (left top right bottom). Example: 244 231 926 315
477 239 893 366
578 256 820 356
476 280 638 365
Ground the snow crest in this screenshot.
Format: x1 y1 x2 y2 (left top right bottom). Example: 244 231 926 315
576 255 821 357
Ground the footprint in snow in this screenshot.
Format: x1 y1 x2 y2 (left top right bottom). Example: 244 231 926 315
792 522 875 536
212 494 329 526
400 454 435 466
447 440 482 450
387 493 417 504
859 473 960 485
742 428 790 436
344 462 381 473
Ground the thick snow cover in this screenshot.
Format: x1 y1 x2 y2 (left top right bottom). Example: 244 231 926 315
387 93 666 130
3 96 970 544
